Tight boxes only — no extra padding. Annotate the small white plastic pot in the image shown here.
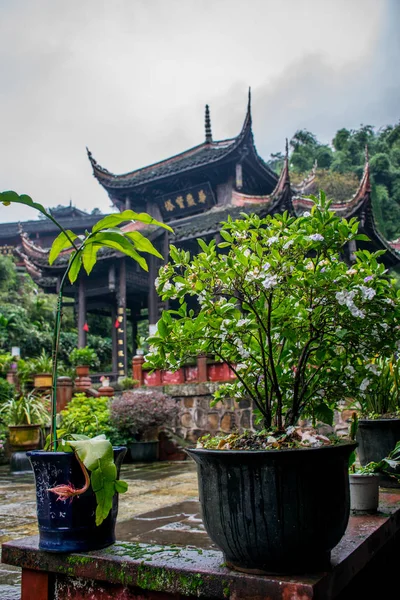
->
[349,473,380,513]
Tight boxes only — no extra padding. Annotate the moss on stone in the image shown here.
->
[136,564,204,595]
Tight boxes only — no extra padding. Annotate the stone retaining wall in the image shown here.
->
[162,382,257,442]
[158,383,352,442]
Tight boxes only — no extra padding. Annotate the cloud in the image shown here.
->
[0,0,396,223]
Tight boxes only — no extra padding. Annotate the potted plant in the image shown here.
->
[145,191,400,573]
[349,356,400,479]
[0,390,50,451]
[70,346,99,377]
[110,389,178,462]
[1,190,172,552]
[349,415,400,512]
[32,349,53,389]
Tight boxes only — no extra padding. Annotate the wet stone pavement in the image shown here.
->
[0,459,202,599]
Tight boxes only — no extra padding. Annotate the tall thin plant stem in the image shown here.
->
[50,251,82,451]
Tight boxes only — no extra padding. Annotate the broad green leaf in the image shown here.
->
[87,232,148,271]
[124,231,163,259]
[314,403,334,426]
[49,230,78,265]
[158,319,168,338]
[115,480,128,493]
[91,210,173,234]
[69,436,128,526]
[0,191,49,219]
[68,251,83,283]
[82,243,101,276]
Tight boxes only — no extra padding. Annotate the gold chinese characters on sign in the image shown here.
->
[161,183,214,216]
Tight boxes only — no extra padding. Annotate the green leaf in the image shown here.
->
[197,238,209,253]
[124,231,163,259]
[68,251,83,283]
[49,230,78,265]
[0,191,50,219]
[82,243,101,276]
[158,319,168,338]
[115,480,128,493]
[91,210,173,234]
[314,403,334,426]
[88,232,148,271]
[68,435,128,526]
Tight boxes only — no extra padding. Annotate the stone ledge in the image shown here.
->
[3,490,400,599]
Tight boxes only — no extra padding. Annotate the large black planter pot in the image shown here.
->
[129,441,159,462]
[187,443,356,574]
[356,418,400,487]
[27,446,126,553]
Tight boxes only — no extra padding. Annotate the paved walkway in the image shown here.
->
[0,459,199,599]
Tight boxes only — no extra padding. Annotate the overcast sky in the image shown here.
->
[0,0,399,223]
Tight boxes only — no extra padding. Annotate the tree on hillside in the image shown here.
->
[268,121,400,241]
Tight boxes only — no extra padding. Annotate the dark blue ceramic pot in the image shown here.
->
[27,446,126,553]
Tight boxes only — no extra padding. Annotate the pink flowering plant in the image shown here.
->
[145,192,400,433]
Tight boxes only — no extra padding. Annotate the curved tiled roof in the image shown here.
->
[87,95,278,193]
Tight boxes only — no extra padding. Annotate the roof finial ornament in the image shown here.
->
[247,86,252,126]
[205,105,212,143]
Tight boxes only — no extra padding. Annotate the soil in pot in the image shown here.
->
[27,446,126,553]
[349,473,379,513]
[187,442,356,574]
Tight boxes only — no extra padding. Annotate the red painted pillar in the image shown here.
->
[132,354,145,386]
[21,569,52,600]
[197,355,208,382]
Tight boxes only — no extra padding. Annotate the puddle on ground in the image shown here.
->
[116,499,215,550]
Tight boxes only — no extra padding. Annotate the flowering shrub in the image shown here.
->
[145,192,400,430]
[110,390,178,441]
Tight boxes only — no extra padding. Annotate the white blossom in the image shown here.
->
[261,274,278,289]
[360,378,370,391]
[308,233,324,242]
[345,365,355,376]
[267,236,278,246]
[303,211,311,217]
[283,239,294,250]
[237,319,250,327]
[366,363,381,375]
[357,285,376,301]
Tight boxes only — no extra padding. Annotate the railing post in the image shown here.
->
[197,355,208,383]
[132,354,145,387]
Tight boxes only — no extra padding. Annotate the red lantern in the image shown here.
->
[83,322,89,332]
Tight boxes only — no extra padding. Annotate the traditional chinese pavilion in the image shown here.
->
[5,92,400,377]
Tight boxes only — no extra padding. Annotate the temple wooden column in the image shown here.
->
[77,276,87,348]
[111,304,118,375]
[116,259,127,377]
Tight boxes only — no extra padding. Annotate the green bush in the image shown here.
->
[70,347,99,368]
[60,393,114,438]
[0,379,14,411]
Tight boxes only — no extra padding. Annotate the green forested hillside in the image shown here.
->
[269,123,400,240]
